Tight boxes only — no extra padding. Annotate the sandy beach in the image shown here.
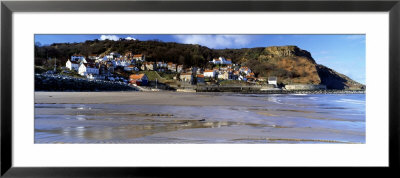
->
[35,91,249,106]
[35,92,366,144]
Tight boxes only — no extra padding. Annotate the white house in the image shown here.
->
[180,73,193,83]
[78,63,99,76]
[268,76,278,86]
[105,52,121,60]
[204,70,216,78]
[217,71,229,80]
[210,57,232,65]
[156,62,167,68]
[177,65,183,73]
[133,54,145,61]
[113,59,130,67]
[167,62,177,71]
[66,59,80,71]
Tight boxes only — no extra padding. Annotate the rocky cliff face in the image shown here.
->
[239,45,364,90]
[316,64,365,90]
[262,46,316,63]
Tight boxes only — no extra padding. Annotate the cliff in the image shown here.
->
[316,64,365,90]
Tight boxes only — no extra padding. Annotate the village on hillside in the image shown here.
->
[60,52,282,89]
[34,50,342,92]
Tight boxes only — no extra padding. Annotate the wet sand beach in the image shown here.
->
[35,91,244,106]
[35,92,366,144]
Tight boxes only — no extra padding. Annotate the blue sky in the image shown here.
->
[35,34,366,84]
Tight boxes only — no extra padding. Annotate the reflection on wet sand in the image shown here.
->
[233,137,358,144]
[34,93,366,144]
[35,112,290,143]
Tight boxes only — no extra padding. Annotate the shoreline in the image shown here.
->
[35,74,365,94]
[34,91,365,106]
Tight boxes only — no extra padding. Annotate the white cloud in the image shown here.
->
[125,36,136,41]
[99,35,120,41]
[173,35,251,49]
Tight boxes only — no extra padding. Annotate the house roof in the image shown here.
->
[204,70,214,73]
[130,74,146,80]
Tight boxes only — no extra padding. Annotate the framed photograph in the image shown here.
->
[1,0,399,177]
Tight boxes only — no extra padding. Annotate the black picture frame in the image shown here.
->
[1,0,399,177]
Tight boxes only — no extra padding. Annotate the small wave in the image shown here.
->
[290,94,308,96]
[336,99,365,105]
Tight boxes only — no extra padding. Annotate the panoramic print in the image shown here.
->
[34,34,366,144]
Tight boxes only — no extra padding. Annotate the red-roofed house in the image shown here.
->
[129,74,148,86]
[133,54,145,61]
[204,69,216,78]
[141,62,155,71]
[197,74,205,84]
[180,73,193,83]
